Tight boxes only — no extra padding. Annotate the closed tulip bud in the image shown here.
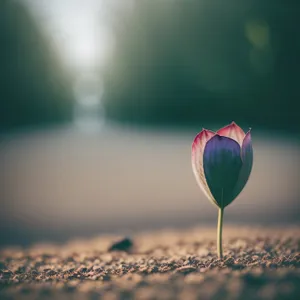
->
[191,122,253,259]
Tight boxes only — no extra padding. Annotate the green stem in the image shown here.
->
[217,207,224,259]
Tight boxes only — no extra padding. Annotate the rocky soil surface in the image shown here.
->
[0,226,299,300]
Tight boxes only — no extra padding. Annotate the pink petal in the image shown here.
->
[217,122,245,146]
[191,129,218,206]
[232,130,253,199]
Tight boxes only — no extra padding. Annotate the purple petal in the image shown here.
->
[203,135,243,208]
[232,130,253,199]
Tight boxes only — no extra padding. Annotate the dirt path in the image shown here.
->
[0,226,299,300]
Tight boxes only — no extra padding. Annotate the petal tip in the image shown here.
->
[192,128,215,153]
[245,128,252,136]
[217,122,245,145]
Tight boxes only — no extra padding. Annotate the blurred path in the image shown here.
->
[0,125,299,245]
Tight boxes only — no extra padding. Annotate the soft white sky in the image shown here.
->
[23,0,133,70]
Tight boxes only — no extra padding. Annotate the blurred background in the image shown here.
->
[0,0,299,246]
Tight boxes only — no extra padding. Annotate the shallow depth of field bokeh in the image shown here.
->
[0,0,299,246]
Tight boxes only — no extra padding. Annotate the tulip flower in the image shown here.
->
[191,122,253,259]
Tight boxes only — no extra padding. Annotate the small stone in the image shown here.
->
[223,257,234,266]
[108,238,133,252]
[175,265,197,274]
[46,269,57,276]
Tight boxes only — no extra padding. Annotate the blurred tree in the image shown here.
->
[103,0,299,133]
[0,0,73,133]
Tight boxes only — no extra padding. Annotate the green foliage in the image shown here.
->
[0,0,73,132]
[103,0,299,132]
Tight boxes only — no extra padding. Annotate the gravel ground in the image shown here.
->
[0,226,299,300]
